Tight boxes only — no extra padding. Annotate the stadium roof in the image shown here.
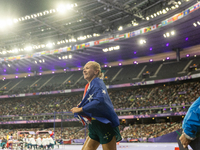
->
[0,0,200,74]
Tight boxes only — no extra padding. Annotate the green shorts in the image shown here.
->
[89,120,122,144]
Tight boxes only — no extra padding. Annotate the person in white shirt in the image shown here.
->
[47,135,55,149]
[30,135,37,149]
[27,135,31,149]
[45,135,50,149]
[23,135,27,149]
[36,135,42,149]
[41,135,47,149]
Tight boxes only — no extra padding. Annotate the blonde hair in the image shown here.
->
[87,61,104,79]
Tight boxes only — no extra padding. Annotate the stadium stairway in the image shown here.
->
[62,74,74,85]
[150,64,163,78]
[73,75,84,87]
[0,81,11,90]
[39,75,55,90]
[30,77,42,87]
[8,80,24,92]
[178,60,193,74]
[132,65,147,80]
[111,68,123,82]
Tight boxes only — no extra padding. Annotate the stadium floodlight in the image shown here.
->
[0,21,6,28]
[163,9,167,13]
[57,4,67,13]
[39,60,42,63]
[2,51,7,54]
[118,26,123,31]
[46,43,53,48]
[59,57,61,60]
[103,48,108,52]
[69,55,72,59]
[13,18,18,23]
[194,55,197,57]
[154,13,157,17]
[193,23,197,27]
[25,46,32,51]
[139,39,146,45]
[171,6,175,9]
[163,34,166,38]
[151,15,154,18]
[35,61,37,64]
[171,31,175,35]
[41,44,45,48]
[66,4,72,10]
[62,56,65,59]
[175,4,179,8]
[8,64,10,67]
[146,17,149,20]
[157,12,160,15]
[13,49,18,53]
[109,47,114,51]
[166,32,170,37]
[178,1,181,5]
[42,59,45,62]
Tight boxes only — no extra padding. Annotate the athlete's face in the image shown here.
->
[83,63,98,82]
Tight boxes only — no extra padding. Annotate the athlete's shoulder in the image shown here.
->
[91,78,105,88]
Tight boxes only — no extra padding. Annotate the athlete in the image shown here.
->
[179,97,200,149]
[71,61,121,150]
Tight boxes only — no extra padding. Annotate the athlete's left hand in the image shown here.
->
[70,107,83,113]
[179,134,191,148]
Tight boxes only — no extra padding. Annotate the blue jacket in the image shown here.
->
[74,78,119,127]
[182,97,200,138]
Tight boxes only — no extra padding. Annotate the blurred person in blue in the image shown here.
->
[71,61,121,150]
[179,97,200,150]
